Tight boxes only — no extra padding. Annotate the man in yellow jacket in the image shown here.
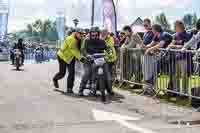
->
[101,29,117,95]
[53,30,82,94]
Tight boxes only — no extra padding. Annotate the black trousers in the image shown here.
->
[106,63,114,93]
[53,56,75,90]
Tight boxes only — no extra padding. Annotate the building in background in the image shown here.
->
[130,17,145,33]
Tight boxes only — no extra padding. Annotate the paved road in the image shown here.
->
[0,62,199,133]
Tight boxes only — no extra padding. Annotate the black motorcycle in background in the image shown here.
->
[35,49,43,63]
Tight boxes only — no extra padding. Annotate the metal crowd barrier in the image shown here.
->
[24,49,57,63]
[119,47,200,99]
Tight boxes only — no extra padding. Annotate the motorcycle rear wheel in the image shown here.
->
[98,76,106,102]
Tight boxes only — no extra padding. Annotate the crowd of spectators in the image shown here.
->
[113,18,200,95]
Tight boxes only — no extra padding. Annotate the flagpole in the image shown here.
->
[91,0,95,26]
[111,0,117,36]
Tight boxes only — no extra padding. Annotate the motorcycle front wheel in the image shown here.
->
[15,57,20,70]
[98,75,106,102]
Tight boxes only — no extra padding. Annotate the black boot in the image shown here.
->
[78,89,84,96]
[53,79,59,88]
[67,89,74,94]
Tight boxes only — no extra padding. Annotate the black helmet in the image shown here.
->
[18,38,23,42]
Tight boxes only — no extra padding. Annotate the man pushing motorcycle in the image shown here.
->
[78,27,113,101]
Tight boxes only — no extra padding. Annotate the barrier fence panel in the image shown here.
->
[24,49,57,63]
[119,48,200,99]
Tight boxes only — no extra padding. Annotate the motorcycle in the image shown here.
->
[86,53,109,102]
[14,49,22,70]
[35,49,43,63]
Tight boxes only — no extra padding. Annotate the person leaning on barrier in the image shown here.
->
[142,19,154,47]
[167,20,193,95]
[145,24,173,92]
[182,18,200,50]
[145,24,173,54]
[53,29,83,94]
[141,18,156,92]
[121,25,143,88]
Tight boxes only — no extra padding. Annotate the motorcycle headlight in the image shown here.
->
[98,68,104,75]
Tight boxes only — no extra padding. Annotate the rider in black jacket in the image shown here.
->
[78,27,111,96]
[11,39,25,65]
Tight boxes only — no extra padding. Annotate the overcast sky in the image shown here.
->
[8,0,200,32]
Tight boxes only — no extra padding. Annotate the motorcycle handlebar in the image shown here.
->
[87,53,106,58]
[84,53,106,62]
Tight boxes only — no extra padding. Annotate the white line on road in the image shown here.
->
[92,109,157,133]
[117,119,157,133]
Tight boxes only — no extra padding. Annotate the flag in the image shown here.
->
[103,0,116,33]
[56,12,65,43]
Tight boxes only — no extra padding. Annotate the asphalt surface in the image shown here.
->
[0,62,199,133]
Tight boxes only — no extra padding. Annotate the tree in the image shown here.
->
[10,19,60,43]
[27,24,33,36]
[182,14,193,30]
[192,13,198,28]
[155,13,171,31]
[41,19,52,41]
[46,22,59,41]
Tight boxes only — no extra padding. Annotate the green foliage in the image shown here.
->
[182,13,198,30]
[10,19,59,42]
[155,13,171,31]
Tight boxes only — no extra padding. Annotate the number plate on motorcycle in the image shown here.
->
[94,58,105,66]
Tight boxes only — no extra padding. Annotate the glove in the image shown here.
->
[86,56,94,63]
[80,56,86,63]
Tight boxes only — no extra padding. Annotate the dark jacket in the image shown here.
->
[84,39,107,55]
[13,43,25,51]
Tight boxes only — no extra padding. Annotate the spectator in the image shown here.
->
[121,25,142,48]
[145,24,173,54]
[145,24,173,93]
[142,18,154,47]
[142,18,157,91]
[168,20,192,94]
[121,25,143,88]
[182,18,200,50]
[110,32,120,46]
[119,31,126,46]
